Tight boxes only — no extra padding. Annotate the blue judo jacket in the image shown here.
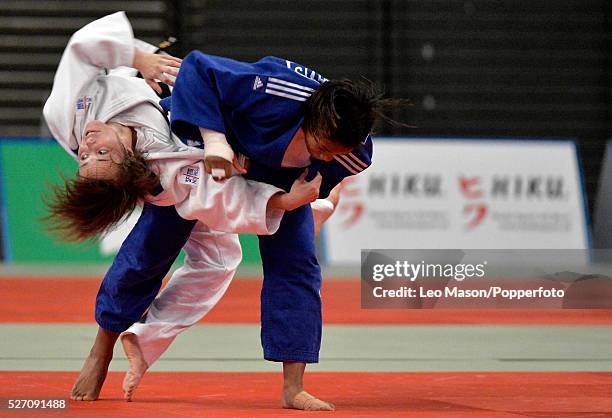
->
[161,51,373,196]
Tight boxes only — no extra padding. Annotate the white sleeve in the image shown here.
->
[42,12,136,157]
[311,198,335,217]
[172,162,286,235]
[108,38,158,78]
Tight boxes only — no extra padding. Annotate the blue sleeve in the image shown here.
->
[318,135,373,198]
[168,51,250,144]
[168,52,311,168]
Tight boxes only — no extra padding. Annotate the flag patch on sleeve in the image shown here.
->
[179,165,200,186]
[76,96,92,112]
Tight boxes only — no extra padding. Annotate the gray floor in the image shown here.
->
[1,324,610,372]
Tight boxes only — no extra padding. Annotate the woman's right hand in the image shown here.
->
[283,170,322,211]
[132,48,182,94]
[267,170,322,212]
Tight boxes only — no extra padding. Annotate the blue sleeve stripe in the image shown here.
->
[268,77,315,92]
[264,76,316,102]
[336,154,364,173]
[267,82,312,98]
[347,152,369,168]
[334,155,361,175]
[265,88,308,102]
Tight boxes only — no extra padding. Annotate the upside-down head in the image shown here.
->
[44,143,159,242]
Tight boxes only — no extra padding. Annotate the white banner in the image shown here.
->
[324,139,589,264]
[593,141,612,251]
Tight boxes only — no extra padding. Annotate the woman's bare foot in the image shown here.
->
[281,361,335,411]
[70,327,119,401]
[70,354,111,401]
[282,390,336,411]
[121,333,149,401]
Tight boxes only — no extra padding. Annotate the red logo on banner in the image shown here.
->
[337,177,365,229]
[459,176,484,199]
[459,175,489,229]
[463,204,488,229]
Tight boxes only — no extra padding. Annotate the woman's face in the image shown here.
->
[78,121,133,179]
[304,131,353,162]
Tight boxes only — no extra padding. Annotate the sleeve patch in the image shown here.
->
[179,164,200,186]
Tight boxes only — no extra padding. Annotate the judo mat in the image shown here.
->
[1,275,611,417]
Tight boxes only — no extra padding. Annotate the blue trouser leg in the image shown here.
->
[258,204,322,363]
[95,203,196,333]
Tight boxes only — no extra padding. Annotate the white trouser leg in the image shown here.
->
[123,222,241,367]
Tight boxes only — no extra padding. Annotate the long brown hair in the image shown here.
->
[43,148,159,242]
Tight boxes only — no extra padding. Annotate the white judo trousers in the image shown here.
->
[123,222,241,367]
[121,199,337,368]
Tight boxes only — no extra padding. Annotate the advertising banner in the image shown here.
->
[593,141,612,252]
[324,139,589,264]
[0,141,104,262]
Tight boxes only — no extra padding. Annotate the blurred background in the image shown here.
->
[0,0,610,265]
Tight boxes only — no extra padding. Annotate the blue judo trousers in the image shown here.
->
[95,51,373,363]
[247,161,326,363]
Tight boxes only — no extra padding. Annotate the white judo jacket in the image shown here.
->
[43,12,284,235]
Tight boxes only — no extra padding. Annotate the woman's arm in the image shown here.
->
[44,12,181,158]
[268,170,322,212]
[43,12,137,157]
[160,158,321,235]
